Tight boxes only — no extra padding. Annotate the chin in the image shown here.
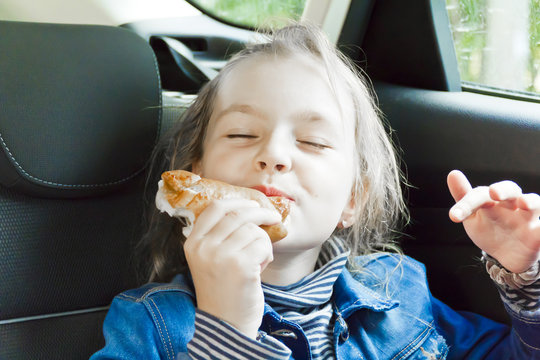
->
[271,231,328,252]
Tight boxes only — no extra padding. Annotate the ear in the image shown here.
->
[337,193,357,229]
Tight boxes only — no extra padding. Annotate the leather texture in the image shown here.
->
[0,310,108,360]
[0,21,164,359]
[0,21,161,198]
[0,186,143,319]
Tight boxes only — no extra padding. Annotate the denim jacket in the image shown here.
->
[91,254,540,359]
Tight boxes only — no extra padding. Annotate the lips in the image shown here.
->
[251,185,294,201]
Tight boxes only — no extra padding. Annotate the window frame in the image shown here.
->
[183,0,351,44]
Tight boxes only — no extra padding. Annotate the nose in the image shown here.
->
[255,136,291,173]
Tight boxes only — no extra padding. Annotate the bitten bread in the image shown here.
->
[155,170,290,242]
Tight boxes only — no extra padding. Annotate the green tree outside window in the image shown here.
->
[190,0,306,28]
[447,0,540,95]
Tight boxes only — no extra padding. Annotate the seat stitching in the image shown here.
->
[0,132,144,188]
[0,39,162,189]
[150,46,163,145]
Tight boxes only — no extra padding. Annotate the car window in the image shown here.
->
[0,0,200,25]
[446,0,540,98]
[187,0,307,29]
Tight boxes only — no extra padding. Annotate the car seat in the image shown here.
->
[0,20,169,359]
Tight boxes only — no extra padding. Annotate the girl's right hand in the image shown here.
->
[183,199,281,339]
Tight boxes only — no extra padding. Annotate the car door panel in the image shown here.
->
[374,80,540,324]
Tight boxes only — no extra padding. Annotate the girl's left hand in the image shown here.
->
[447,170,540,273]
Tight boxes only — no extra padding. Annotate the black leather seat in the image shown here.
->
[0,21,161,359]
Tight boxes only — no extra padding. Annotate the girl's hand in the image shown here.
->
[184,199,281,339]
[447,170,540,273]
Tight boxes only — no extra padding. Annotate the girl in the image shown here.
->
[92,23,540,359]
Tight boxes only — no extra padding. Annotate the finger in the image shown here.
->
[489,180,522,201]
[214,216,276,252]
[201,207,280,248]
[185,199,260,257]
[215,226,273,275]
[449,186,494,222]
[516,193,540,215]
[447,170,473,203]
[187,199,261,242]
[240,232,274,272]
[188,200,281,260]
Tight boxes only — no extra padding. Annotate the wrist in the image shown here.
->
[482,251,540,290]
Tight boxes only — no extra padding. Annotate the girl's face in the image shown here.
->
[194,54,356,252]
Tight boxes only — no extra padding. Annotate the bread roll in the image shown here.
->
[155,170,290,242]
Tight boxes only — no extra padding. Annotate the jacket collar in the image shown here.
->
[332,269,399,319]
[172,261,399,320]
[261,268,399,321]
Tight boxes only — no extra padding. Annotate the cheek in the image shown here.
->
[300,158,355,215]
[304,153,355,194]
[292,183,349,242]
[199,147,252,182]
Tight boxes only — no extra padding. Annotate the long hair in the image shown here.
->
[136,23,408,283]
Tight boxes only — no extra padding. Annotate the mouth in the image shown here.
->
[251,185,295,201]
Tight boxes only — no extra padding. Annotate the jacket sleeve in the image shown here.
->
[431,285,540,359]
[90,294,172,360]
[482,254,540,358]
[90,291,290,360]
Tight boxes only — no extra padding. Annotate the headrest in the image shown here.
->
[0,21,161,198]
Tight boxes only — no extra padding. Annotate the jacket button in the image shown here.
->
[340,328,349,342]
[337,315,349,342]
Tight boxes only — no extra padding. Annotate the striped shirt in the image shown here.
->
[262,237,348,359]
[187,237,349,359]
[188,312,291,360]
[483,252,540,313]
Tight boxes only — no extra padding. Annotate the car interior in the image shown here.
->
[0,0,539,358]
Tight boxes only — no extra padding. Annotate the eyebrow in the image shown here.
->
[215,104,333,126]
[215,104,265,122]
[295,109,329,124]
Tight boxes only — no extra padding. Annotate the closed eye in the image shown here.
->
[227,134,258,139]
[298,140,331,149]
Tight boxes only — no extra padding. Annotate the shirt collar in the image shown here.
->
[261,236,349,309]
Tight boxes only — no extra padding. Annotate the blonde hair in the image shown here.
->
[137,23,408,283]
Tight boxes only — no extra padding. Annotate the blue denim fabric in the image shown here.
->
[91,254,540,359]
